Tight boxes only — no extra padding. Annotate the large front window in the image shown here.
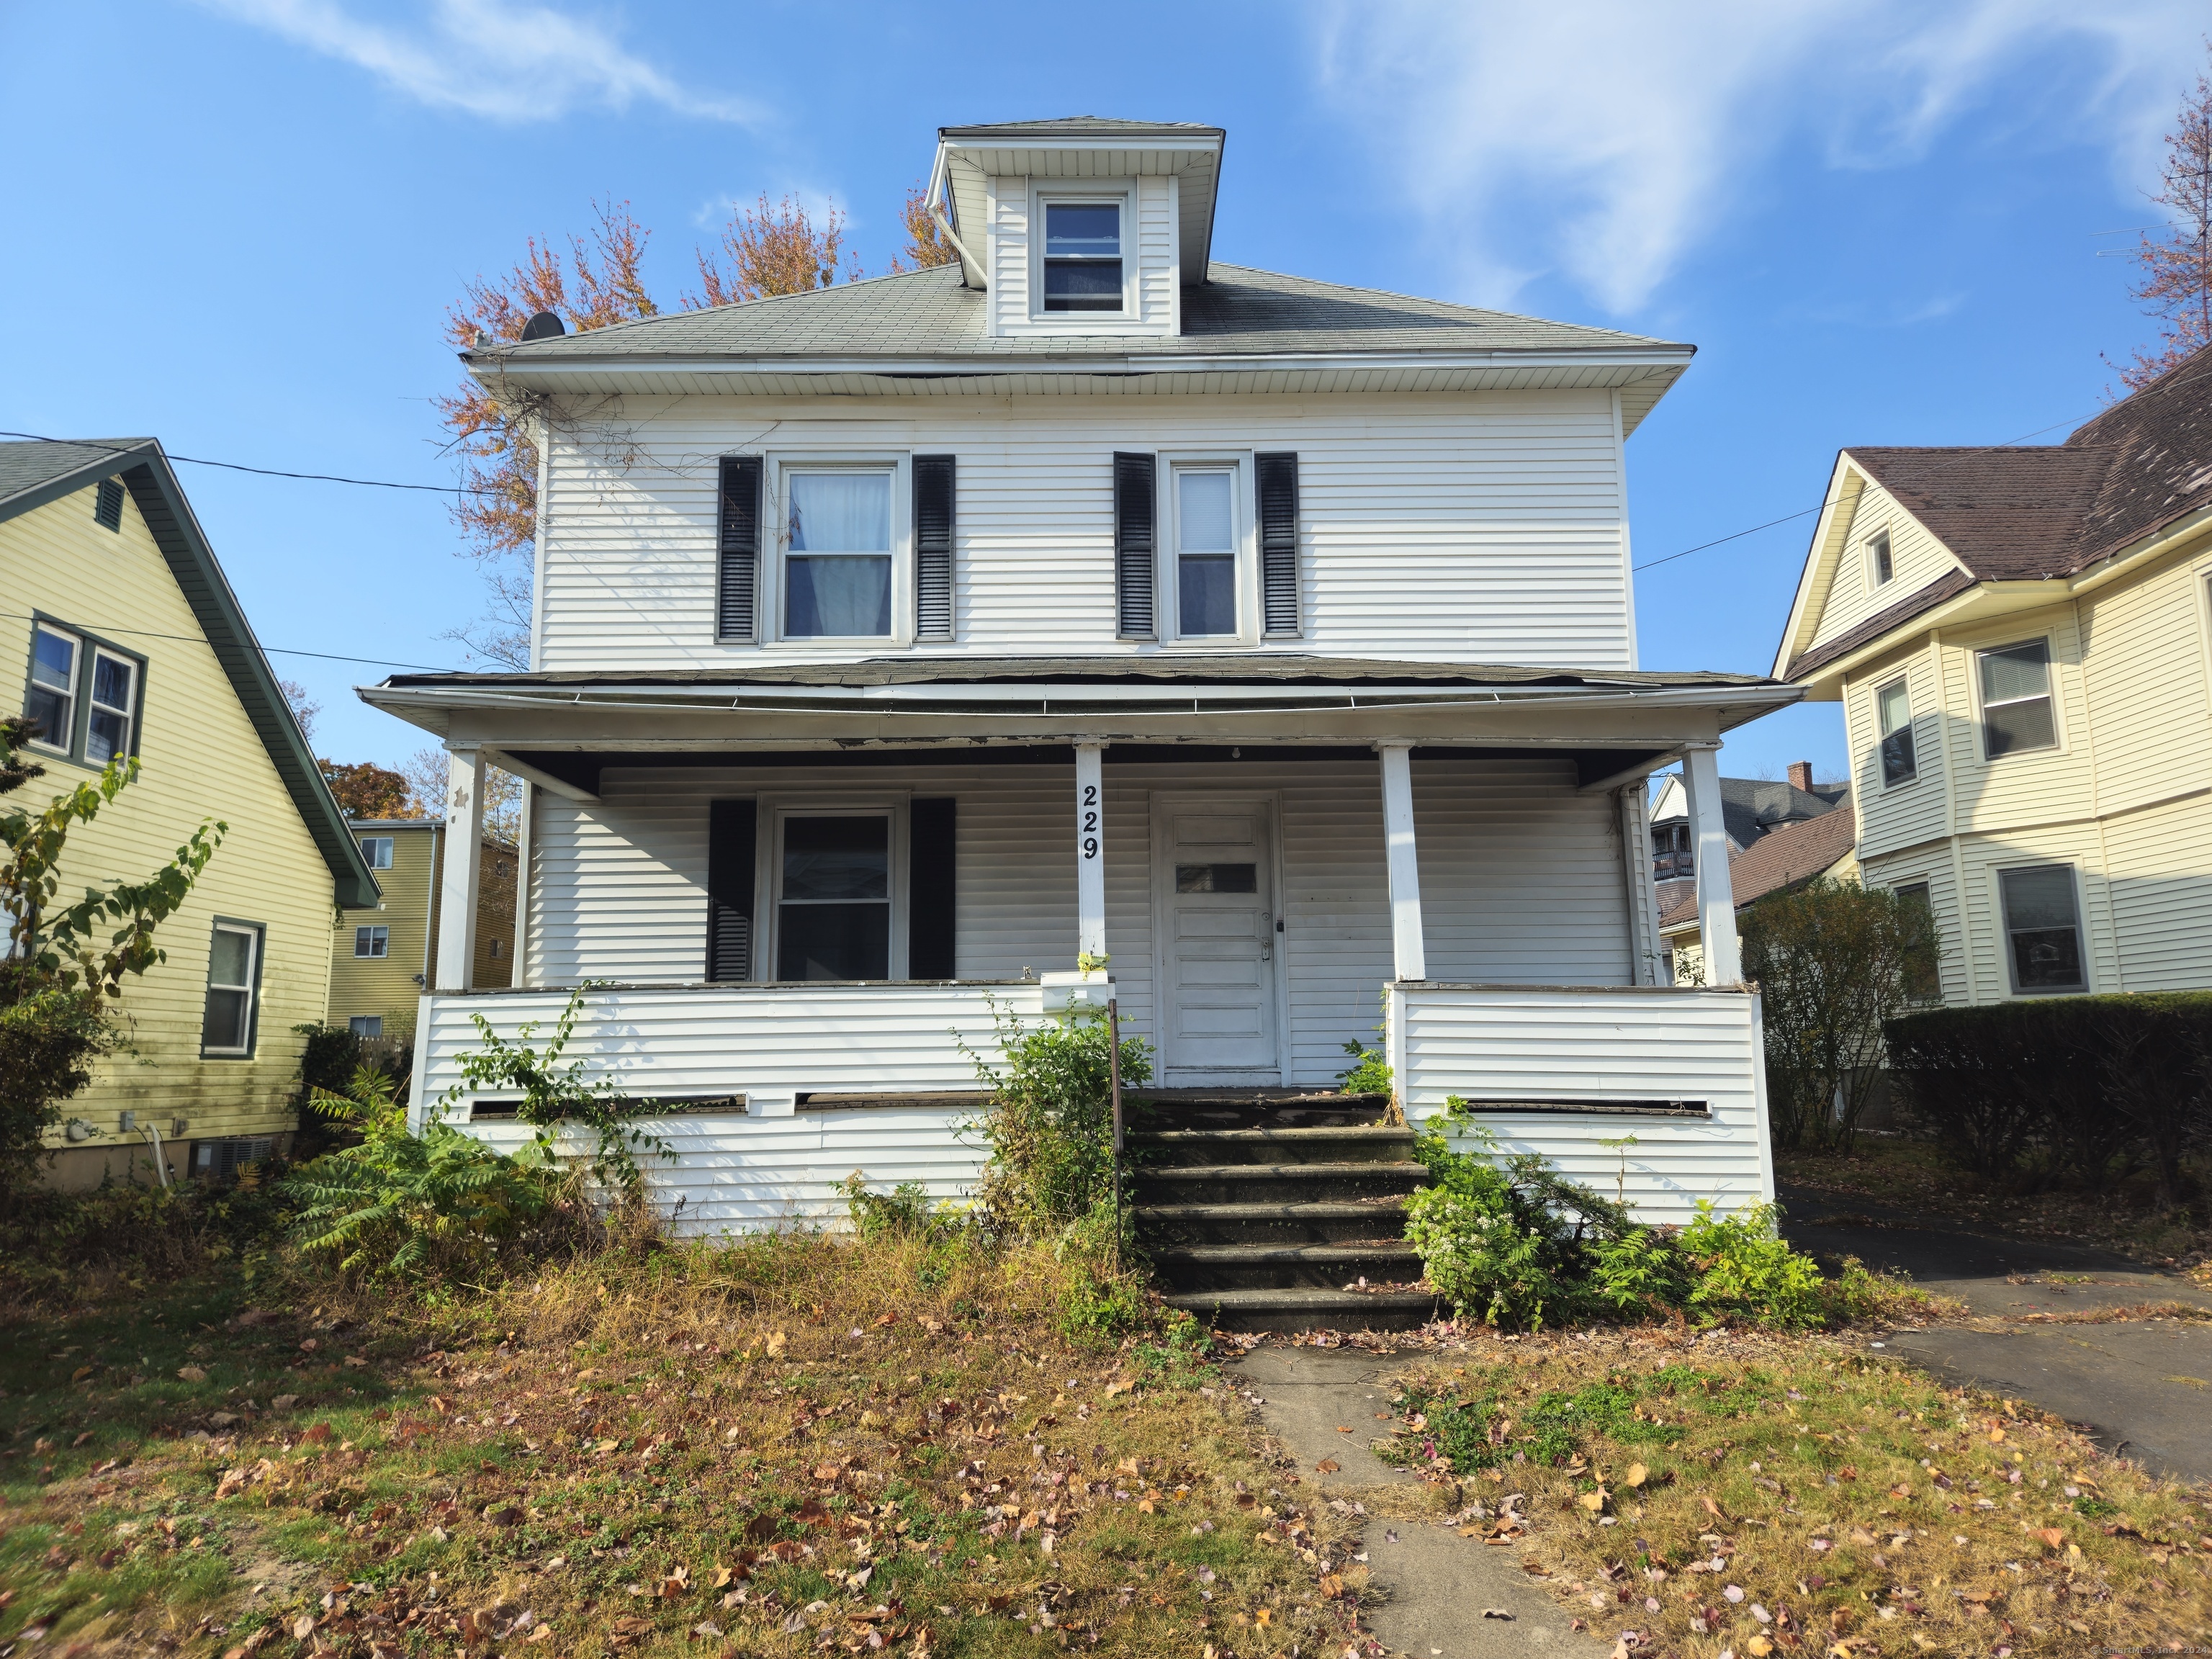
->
[778,814,891,980]
[786,471,892,638]
[1175,469,1238,638]
[1043,202,1123,313]
[1999,864,2084,993]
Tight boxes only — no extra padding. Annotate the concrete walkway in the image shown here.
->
[1224,1345,1604,1658]
[1781,1183,2212,1485]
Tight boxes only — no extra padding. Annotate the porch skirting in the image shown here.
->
[415,980,1773,1236]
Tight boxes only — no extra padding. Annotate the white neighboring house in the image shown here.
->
[367,117,1797,1239]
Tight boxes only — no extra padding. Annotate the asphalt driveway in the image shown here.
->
[1780,1183,2212,1485]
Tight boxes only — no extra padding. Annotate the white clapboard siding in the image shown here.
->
[1843,642,1948,861]
[1808,473,1966,651]
[534,391,1631,670]
[1393,984,1772,1224]
[525,756,1640,1087]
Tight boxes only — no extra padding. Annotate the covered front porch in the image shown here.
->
[374,658,1788,1231]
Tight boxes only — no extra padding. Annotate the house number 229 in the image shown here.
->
[1079,783,1099,860]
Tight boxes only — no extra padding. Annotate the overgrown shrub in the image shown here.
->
[1887,993,2212,1204]
[962,999,1151,1238]
[1404,1099,1868,1331]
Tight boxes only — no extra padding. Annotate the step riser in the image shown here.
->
[1138,1214,1408,1246]
[1135,1175,1424,1207]
[1161,1295,1439,1334]
[1152,1258,1424,1292]
[1130,1141,1418,1168]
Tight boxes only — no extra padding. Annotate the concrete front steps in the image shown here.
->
[1127,1100,1437,1332]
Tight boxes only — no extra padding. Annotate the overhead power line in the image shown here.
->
[0,430,490,496]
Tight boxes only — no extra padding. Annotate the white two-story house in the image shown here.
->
[369,118,1794,1246]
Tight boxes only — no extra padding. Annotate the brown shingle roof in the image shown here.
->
[1786,346,2212,680]
[1658,803,1856,931]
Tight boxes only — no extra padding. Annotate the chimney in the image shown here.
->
[1788,760,1814,793]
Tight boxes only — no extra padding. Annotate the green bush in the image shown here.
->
[1403,1100,1856,1331]
[1886,992,2212,1203]
[962,999,1151,1238]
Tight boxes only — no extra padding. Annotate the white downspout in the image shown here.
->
[926,153,985,284]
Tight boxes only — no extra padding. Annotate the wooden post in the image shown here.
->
[1074,742,1106,966]
[1681,744,1742,985]
[434,745,486,992]
[1378,742,1426,982]
[1108,994,1123,1273]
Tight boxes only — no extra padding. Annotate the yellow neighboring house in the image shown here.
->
[328,822,516,1043]
[1773,349,2212,1004]
[1,439,379,1186]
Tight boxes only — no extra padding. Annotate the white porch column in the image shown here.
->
[1617,783,1663,984]
[1680,744,1742,985]
[433,745,486,992]
[1074,742,1106,964]
[509,779,534,988]
[1378,742,1426,981]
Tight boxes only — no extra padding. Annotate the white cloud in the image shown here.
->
[1313,0,2204,315]
[200,0,765,125]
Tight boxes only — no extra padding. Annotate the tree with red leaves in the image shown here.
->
[2116,54,2212,390]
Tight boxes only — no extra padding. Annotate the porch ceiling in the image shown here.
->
[495,742,1676,798]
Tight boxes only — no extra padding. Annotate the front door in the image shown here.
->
[1154,796,1280,1082]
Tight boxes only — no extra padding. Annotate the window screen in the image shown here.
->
[1979,640,2056,758]
[1999,865,2084,992]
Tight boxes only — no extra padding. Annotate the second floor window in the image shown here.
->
[1876,678,1916,786]
[1043,202,1122,313]
[1175,468,1239,638]
[1651,821,1693,879]
[786,470,892,638]
[354,925,390,959]
[24,624,78,752]
[1979,639,2056,759]
[21,620,144,768]
[86,651,136,765]
[359,836,394,869]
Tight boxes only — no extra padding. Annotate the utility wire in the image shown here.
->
[0,430,491,496]
[0,612,461,674]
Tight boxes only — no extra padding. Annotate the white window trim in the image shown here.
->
[1874,675,1917,789]
[86,646,137,763]
[354,924,390,959]
[761,452,912,649]
[1026,185,1140,328]
[1866,529,1894,589]
[25,621,81,755]
[1995,861,2090,997]
[755,793,912,982]
[202,920,262,1058]
[1160,451,1258,649]
[359,836,395,870]
[1970,633,2064,763]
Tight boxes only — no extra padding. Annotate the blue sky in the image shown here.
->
[2,0,2203,780]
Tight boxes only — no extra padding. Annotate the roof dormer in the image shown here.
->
[927,117,1225,340]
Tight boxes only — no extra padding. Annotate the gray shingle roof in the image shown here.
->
[467,262,1681,366]
[0,438,154,511]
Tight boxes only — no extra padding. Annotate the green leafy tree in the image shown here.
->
[1739,877,1938,1154]
[0,715,223,1200]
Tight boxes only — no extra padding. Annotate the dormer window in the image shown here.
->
[1043,201,1123,313]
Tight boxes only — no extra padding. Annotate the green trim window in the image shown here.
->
[201,919,266,1058]
[20,616,146,769]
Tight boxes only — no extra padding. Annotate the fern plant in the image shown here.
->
[285,1065,557,1284]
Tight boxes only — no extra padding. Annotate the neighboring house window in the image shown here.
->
[1868,531,1893,587]
[24,623,78,752]
[86,651,136,765]
[1978,639,2057,758]
[777,814,891,980]
[354,925,390,959]
[1998,865,2085,994]
[20,621,144,766]
[349,1015,382,1038]
[94,477,125,531]
[489,938,503,959]
[785,469,893,638]
[1041,201,1122,313]
[201,920,264,1057]
[1651,822,1693,880]
[1174,467,1240,639]
[1876,678,1916,786]
[359,836,394,869]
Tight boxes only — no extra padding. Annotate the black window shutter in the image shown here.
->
[1256,451,1300,636]
[1112,451,1156,639]
[914,454,956,640]
[706,799,757,981]
[717,455,763,642]
[909,798,957,979]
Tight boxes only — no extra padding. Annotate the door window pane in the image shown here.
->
[1043,202,1123,313]
[2000,865,2084,992]
[1979,640,2056,757]
[786,472,892,637]
[1176,863,1258,894]
[202,923,261,1054]
[778,816,890,980]
[86,651,135,765]
[1876,678,1916,786]
[25,626,76,749]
